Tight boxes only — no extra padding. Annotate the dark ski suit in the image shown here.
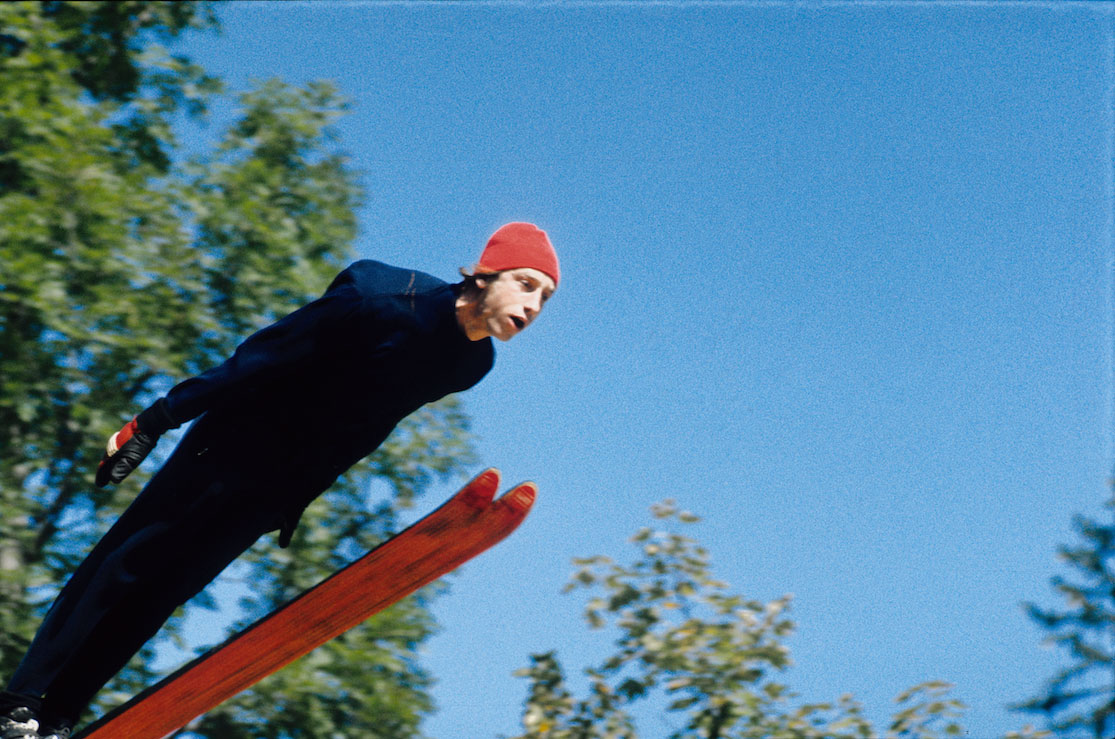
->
[5,260,495,725]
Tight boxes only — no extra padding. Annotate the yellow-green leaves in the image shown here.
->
[511,504,1048,739]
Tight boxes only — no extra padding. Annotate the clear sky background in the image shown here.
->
[172,3,1112,738]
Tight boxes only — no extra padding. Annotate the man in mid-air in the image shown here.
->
[0,222,560,739]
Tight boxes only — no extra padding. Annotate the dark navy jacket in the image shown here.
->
[155,260,494,511]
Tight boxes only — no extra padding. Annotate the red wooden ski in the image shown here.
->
[73,468,535,739]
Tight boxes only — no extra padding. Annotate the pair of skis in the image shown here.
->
[74,469,535,739]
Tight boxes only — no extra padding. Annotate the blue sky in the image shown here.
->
[173,3,1112,737]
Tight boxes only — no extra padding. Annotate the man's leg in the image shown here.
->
[5,432,281,730]
[39,489,274,727]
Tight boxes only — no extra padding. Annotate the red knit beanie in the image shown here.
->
[476,222,560,286]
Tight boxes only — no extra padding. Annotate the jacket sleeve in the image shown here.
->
[157,278,364,427]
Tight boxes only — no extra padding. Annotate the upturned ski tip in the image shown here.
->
[460,468,501,508]
[498,481,537,512]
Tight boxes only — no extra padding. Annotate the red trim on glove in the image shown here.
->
[108,417,140,456]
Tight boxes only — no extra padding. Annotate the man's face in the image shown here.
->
[468,268,556,341]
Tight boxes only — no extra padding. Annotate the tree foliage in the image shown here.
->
[510,501,1049,739]
[1014,489,1114,738]
[0,3,475,736]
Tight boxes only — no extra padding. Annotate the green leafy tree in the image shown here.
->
[1,0,222,676]
[1014,490,1114,738]
[1,3,474,736]
[510,501,1048,739]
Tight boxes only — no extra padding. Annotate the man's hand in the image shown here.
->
[95,417,158,487]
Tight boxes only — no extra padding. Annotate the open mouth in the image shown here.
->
[510,316,525,331]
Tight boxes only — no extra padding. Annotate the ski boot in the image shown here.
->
[0,706,41,739]
[32,712,71,739]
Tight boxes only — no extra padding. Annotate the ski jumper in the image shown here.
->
[6,260,495,726]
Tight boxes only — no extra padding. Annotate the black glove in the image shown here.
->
[94,400,175,487]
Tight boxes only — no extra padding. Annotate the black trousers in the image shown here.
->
[6,425,285,726]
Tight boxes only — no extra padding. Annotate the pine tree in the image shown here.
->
[1015,488,1114,738]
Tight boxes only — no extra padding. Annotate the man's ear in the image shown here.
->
[473,275,493,291]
